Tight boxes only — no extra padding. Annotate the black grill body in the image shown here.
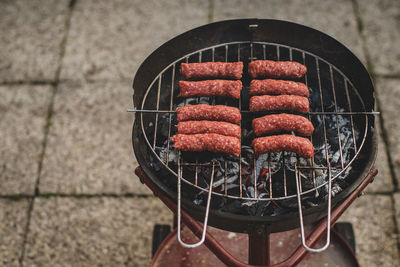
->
[132,19,377,233]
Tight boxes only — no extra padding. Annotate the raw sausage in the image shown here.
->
[179,80,242,99]
[248,60,307,79]
[180,62,243,79]
[253,135,314,158]
[176,104,241,124]
[172,133,241,157]
[252,114,314,136]
[177,121,241,138]
[249,95,309,113]
[250,79,309,97]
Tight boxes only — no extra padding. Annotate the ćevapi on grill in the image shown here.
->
[130,19,379,266]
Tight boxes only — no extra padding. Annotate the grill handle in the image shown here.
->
[295,164,332,252]
[177,157,215,248]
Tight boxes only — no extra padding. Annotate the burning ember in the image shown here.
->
[147,86,365,216]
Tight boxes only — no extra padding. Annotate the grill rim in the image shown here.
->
[132,19,377,233]
[139,40,370,201]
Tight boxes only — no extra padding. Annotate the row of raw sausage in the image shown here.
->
[175,63,243,156]
[180,60,307,80]
[179,61,309,99]
[248,60,314,158]
[174,104,241,156]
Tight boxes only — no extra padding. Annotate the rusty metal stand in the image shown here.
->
[248,226,270,265]
[135,166,378,267]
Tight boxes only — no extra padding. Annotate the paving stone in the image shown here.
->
[339,195,400,267]
[60,0,209,81]
[366,115,394,193]
[0,199,30,266]
[375,78,400,189]
[393,193,400,240]
[0,0,69,82]
[0,85,52,195]
[39,81,151,194]
[213,0,365,63]
[23,197,172,266]
[356,0,400,75]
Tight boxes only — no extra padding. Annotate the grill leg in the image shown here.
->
[248,226,270,265]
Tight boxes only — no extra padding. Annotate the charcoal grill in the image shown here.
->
[131,19,378,266]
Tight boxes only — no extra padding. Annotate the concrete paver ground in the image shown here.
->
[60,0,209,81]
[0,85,52,195]
[365,116,394,193]
[340,195,400,267]
[394,193,400,240]
[1,0,399,266]
[0,199,30,266]
[356,0,400,75]
[23,197,171,266]
[39,81,150,195]
[213,0,366,63]
[0,0,70,82]
[375,78,400,189]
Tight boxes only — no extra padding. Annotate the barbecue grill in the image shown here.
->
[131,19,378,266]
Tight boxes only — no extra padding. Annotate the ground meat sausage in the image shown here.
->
[252,114,314,136]
[179,80,242,99]
[253,134,314,158]
[177,121,241,138]
[172,133,241,157]
[176,104,241,124]
[248,60,307,79]
[180,62,243,79]
[250,79,309,97]
[249,95,309,113]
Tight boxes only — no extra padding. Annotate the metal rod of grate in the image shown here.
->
[138,41,370,202]
[128,109,378,115]
[177,156,215,248]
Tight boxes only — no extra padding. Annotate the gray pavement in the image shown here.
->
[339,195,400,266]
[214,0,366,63]
[0,85,52,195]
[60,0,210,82]
[39,81,150,195]
[0,0,70,82]
[0,0,399,266]
[23,197,171,266]
[0,199,30,266]
[356,0,400,75]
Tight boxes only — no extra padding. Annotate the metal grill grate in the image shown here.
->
[137,41,371,202]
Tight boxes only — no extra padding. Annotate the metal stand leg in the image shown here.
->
[135,166,378,267]
[248,226,270,265]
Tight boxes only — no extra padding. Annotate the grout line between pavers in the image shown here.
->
[0,193,155,199]
[0,80,57,86]
[34,0,78,199]
[375,73,400,79]
[351,0,398,191]
[60,77,133,84]
[351,0,400,257]
[365,191,399,196]
[207,0,214,23]
[18,0,78,265]
[17,197,34,266]
[1,77,135,87]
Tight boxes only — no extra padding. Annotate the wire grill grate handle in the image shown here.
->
[177,156,215,248]
[295,163,332,252]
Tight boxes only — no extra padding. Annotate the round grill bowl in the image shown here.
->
[132,19,377,233]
